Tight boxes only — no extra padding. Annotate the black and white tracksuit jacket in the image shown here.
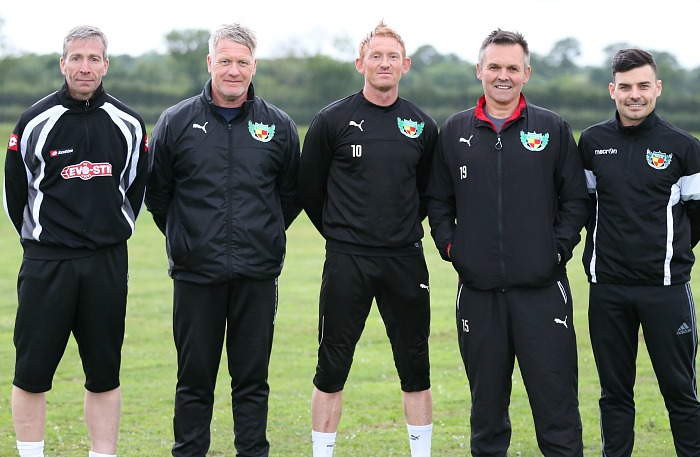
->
[299,91,438,255]
[3,82,148,259]
[578,110,700,286]
[427,95,590,290]
[145,81,301,284]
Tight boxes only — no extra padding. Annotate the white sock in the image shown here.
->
[16,440,44,457]
[88,452,116,457]
[312,430,336,457]
[407,423,433,457]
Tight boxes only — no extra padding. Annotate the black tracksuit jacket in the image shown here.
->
[3,82,148,259]
[427,95,590,290]
[145,81,301,284]
[579,110,700,286]
[299,91,438,254]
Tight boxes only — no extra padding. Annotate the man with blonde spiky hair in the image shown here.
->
[300,20,437,457]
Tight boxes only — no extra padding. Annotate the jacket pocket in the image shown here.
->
[166,218,193,266]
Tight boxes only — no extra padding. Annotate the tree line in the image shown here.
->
[1,30,699,132]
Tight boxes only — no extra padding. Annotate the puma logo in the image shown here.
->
[349,120,364,131]
[554,316,568,328]
[193,122,208,133]
[459,134,473,146]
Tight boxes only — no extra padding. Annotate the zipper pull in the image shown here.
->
[495,136,502,150]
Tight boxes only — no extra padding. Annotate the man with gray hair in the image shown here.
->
[4,25,148,457]
[146,23,301,457]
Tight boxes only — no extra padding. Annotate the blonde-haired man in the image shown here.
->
[300,20,437,457]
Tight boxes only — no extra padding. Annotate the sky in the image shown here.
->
[1,0,699,69]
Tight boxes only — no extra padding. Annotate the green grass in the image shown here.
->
[0,122,691,456]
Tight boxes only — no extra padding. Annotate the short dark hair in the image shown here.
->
[478,29,529,66]
[612,48,658,79]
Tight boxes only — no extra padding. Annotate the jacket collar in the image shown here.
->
[475,93,527,131]
[202,79,256,114]
[57,81,107,111]
[615,109,658,135]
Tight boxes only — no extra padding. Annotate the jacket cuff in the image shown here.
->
[557,243,572,265]
[442,242,452,261]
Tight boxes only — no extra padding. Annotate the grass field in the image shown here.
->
[0,122,692,456]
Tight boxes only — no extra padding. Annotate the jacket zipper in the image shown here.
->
[496,134,505,288]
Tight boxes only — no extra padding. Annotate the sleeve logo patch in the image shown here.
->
[520,131,549,151]
[397,118,424,138]
[248,121,275,142]
[61,161,113,180]
[8,133,18,151]
[646,150,672,169]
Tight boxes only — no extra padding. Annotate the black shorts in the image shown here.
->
[13,243,128,393]
[313,251,431,393]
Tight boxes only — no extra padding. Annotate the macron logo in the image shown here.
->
[595,148,618,155]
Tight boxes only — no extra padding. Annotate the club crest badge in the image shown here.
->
[520,131,549,151]
[397,118,424,138]
[646,149,672,169]
[248,121,275,142]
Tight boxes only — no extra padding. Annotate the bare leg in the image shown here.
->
[312,388,343,457]
[403,389,432,425]
[311,388,343,432]
[84,387,121,454]
[404,389,433,456]
[12,386,46,442]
